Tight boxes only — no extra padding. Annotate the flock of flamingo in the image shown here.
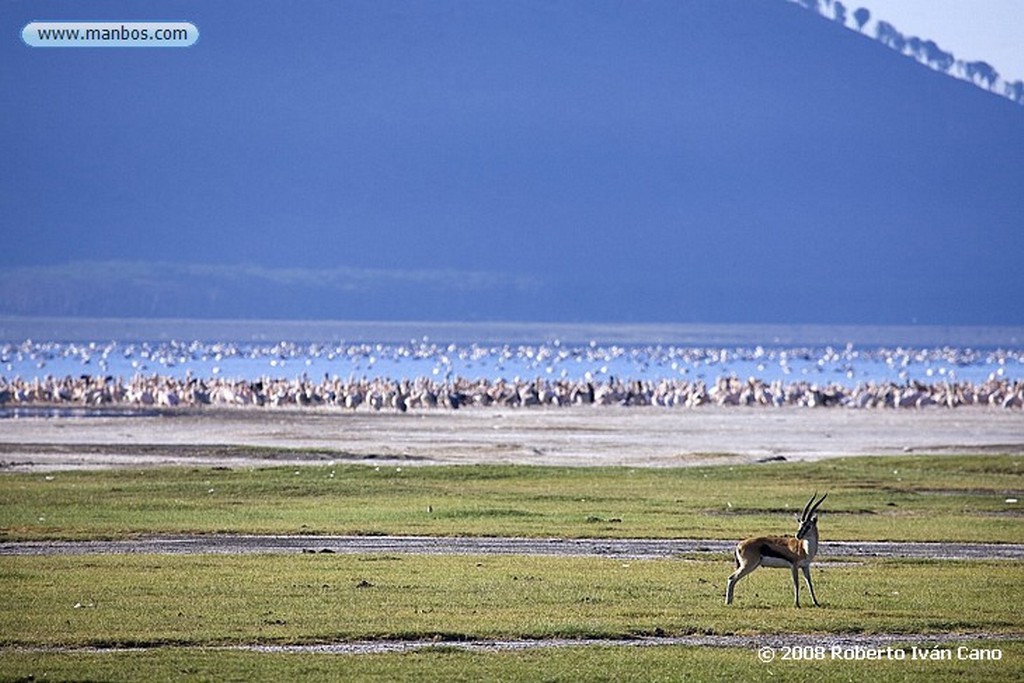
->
[2,338,1022,411]
[1,372,1022,411]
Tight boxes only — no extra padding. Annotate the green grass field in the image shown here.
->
[1,454,1021,542]
[1,453,1022,681]
[1,554,1021,648]
[1,552,1022,681]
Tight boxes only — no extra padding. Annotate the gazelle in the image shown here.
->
[725,492,828,607]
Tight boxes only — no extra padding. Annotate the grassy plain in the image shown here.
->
[1,552,1022,681]
[1,454,1021,542]
[1,453,1022,681]
[1,553,1021,648]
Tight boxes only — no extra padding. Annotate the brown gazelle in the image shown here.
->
[725,492,828,607]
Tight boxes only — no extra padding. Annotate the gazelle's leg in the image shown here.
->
[801,565,820,607]
[791,565,801,607]
[725,558,759,605]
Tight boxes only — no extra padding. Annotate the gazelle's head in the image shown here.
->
[795,492,828,539]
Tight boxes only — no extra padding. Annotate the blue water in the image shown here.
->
[2,320,1022,388]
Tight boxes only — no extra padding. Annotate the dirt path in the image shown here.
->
[11,631,1019,657]
[235,630,1024,654]
[3,535,1022,561]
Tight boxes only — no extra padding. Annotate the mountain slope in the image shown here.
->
[3,0,1022,324]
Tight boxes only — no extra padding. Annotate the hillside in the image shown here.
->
[3,1,1022,324]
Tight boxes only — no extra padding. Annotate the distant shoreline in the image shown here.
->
[2,316,1023,346]
[2,406,1021,471]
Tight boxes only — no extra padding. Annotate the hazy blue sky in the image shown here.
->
[861,0,1024,82]
[4,1,1022,325]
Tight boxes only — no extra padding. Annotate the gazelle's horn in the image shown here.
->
[800,492,818,520]
[808,492,828,517]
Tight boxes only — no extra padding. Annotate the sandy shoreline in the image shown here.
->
[1,406,1021,471]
